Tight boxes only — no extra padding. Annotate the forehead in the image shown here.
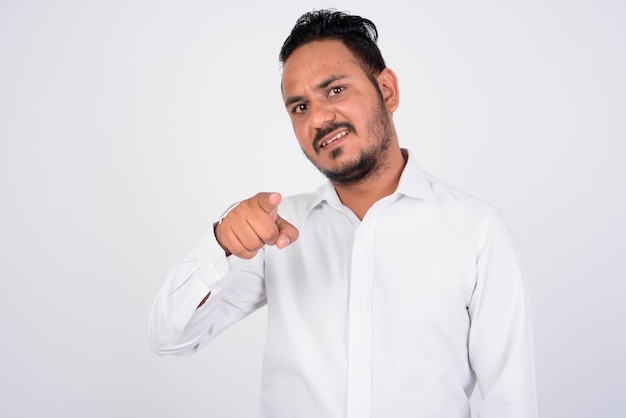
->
[281,39,364,94]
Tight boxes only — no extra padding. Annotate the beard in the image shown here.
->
[303,94,393,187]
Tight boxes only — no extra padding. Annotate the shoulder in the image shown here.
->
[426,172,499,215]
[420,171,512,238]
[400,151,501,221]
[421,172,519,256]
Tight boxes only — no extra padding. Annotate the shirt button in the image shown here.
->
[356,300,365,310]
[355,370,365,379]
[360,235,368,244]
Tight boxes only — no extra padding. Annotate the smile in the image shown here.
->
[320,130,349,148]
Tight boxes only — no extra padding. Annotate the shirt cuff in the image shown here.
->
[194,225,230,290]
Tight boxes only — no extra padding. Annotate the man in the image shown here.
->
[149,10,537,418]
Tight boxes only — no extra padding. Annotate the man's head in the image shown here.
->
[279,10,386,80]
[279,10,401,187]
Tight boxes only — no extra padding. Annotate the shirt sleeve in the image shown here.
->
[148,226,267,356]
[468,210,538,418]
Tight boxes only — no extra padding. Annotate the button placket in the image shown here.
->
[346,224,375,418]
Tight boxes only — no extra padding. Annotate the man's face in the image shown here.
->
[281,39,395,186]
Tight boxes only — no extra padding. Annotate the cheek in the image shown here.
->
[296,136,308,151]
[336,99,367,123]
[291,121,312,149]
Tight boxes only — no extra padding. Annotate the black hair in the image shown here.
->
[279,9,386,76]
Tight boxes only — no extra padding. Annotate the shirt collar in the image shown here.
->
[396,149,435,200]
[313,148,435,208]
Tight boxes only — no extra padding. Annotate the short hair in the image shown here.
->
[279,9,386,76]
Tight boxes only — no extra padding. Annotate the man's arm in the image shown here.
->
[148,192,299,355]
[195,192,300,308]
[468,210,538,417]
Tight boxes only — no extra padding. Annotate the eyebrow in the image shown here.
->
[284,74,349,108]
[317,74,348,90]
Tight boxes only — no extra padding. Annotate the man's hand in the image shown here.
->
[214,192,299,259]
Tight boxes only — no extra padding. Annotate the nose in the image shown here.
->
[309,102,336,129]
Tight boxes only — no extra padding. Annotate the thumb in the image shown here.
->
[274,214,299,249]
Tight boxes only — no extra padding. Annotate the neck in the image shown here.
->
[333,147,407,220]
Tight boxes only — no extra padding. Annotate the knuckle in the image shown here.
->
[259,225,279,243]
[241,239,262,253]
[227,240,244,255]
[232,240,259,259]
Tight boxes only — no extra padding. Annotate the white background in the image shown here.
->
[1,0,624,417]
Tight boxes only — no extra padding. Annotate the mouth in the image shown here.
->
[320,129,350,149]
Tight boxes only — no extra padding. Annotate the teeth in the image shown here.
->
[321,130,349,148]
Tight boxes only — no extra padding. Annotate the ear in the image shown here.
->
[376,68,400,113]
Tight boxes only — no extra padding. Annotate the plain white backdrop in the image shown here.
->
[1,0,624,417]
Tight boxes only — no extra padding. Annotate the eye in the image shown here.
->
[328,86,344,97]
[292,103,309,114]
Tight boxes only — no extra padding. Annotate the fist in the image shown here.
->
[214,192,299,259]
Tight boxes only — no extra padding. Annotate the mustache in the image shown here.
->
[313,122,356,152]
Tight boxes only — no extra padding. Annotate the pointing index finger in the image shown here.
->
[257,192,282,214]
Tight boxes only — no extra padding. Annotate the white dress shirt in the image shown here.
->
[149,150,537,418]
